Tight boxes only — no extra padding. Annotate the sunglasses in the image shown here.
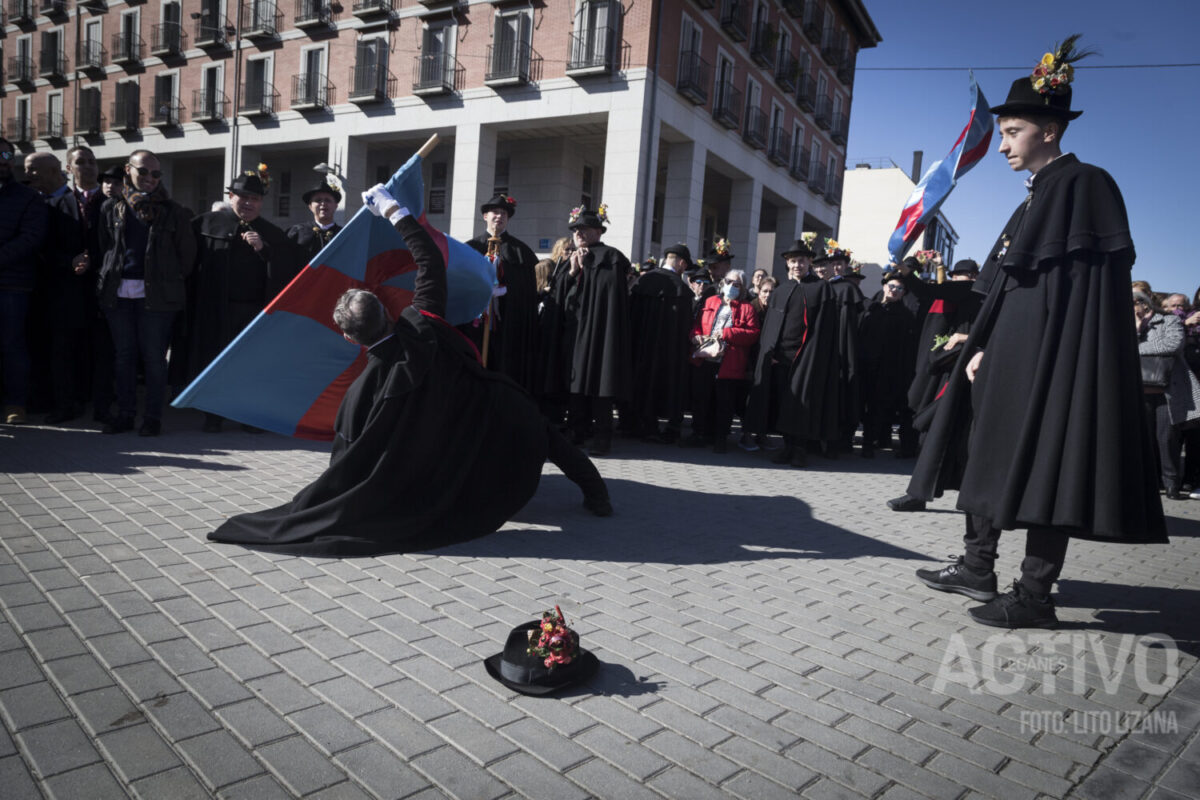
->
[129,165,163,178]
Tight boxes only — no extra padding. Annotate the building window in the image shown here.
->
[488,7,532,83]
[493,157,510,195]
[568,0,619,73]
[416,21,455,92]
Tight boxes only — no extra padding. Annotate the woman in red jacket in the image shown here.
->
[682,269,761,453]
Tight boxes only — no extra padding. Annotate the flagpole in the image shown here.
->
[417,133,440,160]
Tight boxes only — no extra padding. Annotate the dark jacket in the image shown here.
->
[0,180,49,292]
[97,195,197,312]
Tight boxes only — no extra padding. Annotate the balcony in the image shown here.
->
[824,170,842,205]
[814,93,831,129]
[38,49,67,79]
[484,40,531,87]
[830,111,848,144]
[795,72,815,111]
[37,111,65,141]
[7,117,34,144]
[239,81,278,117]
[74,102,104,135]
[801,2,822,44]
[295,0,336,28]
[676,49,709,106]
[719,0,748,42]
[151,22,185,57]
[7,55,34,86]
[112,31,144,65]
[241,2,281,38]
[192,88,228,121]
[348,63,394,104]
[774,51,797,92]
[789,143,810,182]
[711,81,741,130]
[781,0,805,17]
[413,53,453,96]
[81,40,106,70]
[111,96,142,132]
[837,45,855,84]
[81,0,105,10]
[38,0,65,16]
[566,26,616,76]
[748,22,776,69]
[351,0,392,19]
[742,106,767,149]
[194,15,231,47]
[8,0,32,24]
[292,73,333,110]
[767,126,791,166]
[149,96,183,127]
[820,29,840,65]
[807,162,826,194]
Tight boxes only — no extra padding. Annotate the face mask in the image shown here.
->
[723,284,740,301]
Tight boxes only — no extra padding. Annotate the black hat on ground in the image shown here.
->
[228,166,269,197]
[989,35,1091,121]
[568,205,607,232]
[481,193,517,217]
[780,238,816,259]
[302,173,343,204]
[949,258,980,276]
[663,242,693,267]
[483,619,599,696]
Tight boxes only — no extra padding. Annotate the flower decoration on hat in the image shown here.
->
[251,162,270,193]
[526,606,579,670]
[713,238,731,257]
[324,173,343,195]
[503,194,516,210]
[597,203,609,224]
[568,206,583,224]
[1030,34,1096,96]
[800,231,819,249]
[643,255,658,268]
[823,237,851,260]
[695,258,707,269]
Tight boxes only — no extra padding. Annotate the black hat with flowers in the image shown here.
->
[481,193,517,218]
[707,238,734,263]
[780,234,818,259]
[302,172,343,204]
[812,237,852,264]
[990,34,1093,121]
[568,204,608,232]
[484,607,599,696]
[228,163,270,197]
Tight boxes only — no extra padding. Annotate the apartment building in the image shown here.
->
[1,0,879,270]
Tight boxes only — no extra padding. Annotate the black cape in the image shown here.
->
[627,268,692,422]
[209,216,549,556]
[287,221,342,266]
[858,297,917,415]
[900,273,983,415]
[565,242,633,400]
[464,230,540,394]
[826,277,864,439]
[912,155,1165,543]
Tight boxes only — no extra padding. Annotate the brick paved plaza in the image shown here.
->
[1,412,1198,799]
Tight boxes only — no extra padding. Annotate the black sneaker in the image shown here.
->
[916,556,998,602]
[102,416,135,434]
[887,494,927,512]
[968,581,1058,629]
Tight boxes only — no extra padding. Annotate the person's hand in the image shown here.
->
[895,259,912,276]
[569,246,587,276]
[943,332,969,351]
[966,350,984,383]
[361,184,397,218]
[71,252,89,274]
[1186,310,1200,327]
[242,230,263,252]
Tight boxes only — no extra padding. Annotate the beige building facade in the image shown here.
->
[3,0,878,272]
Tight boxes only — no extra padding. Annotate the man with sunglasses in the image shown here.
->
[0,137,49,425]
[96,149,197,436]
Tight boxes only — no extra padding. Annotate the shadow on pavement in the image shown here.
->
[1055,580,1200,656]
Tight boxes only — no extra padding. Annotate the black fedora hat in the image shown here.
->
[568,204,608,232]
[707,237,734,263]
[484,618,599,696]
[989,35,1092,121]
[663,242,693,267]
[302,173,343,204]
[481,193,517,218]
[228,164,270,197]
[780,238,815,259]
[949,258,980,276]
[812,238,851,264]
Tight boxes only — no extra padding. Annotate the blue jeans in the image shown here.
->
[0,290,31,407]
[105,299,177,422]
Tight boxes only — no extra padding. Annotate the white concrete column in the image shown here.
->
[449,122,496,243]
[600,88,653,257]
[328,133,370,220]
[727,177,762,272]
[661,140,706,258]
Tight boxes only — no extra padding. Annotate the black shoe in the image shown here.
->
[1165,487,1185,500]
[789,448,807,468]
[102,416,134,434]
[860,447,875,459]
[44,409,78,425]
[679,434,710,448]
[887,494,927,512]
[771,446,794,464]
[712,437,728,454]
[202,415,223,433]
[969,581,1058,629]
[916,556,998,602]
[138,419,161,437]
[583,494,613,517]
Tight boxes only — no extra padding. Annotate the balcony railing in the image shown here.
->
[111,96,142,132]
[566,25,616,76]
[795,72,816,111]
[81,0,105,10]
[241,2,281,37]
[192,88,228,121]
[413,52,453,95]
[294,0,336,28]
[767,125,791,166]
[837,46,855,84]
[712,80,741,130]
[790,143,810,181]
[38,49,67,79]
[81,40,106,70]
[807,162,826,194]
[676,48,709,106]
[802,2,823,43]
[719,0,748,42]
[348,63,394,103]
[820,28,840,65]
[749,22,776,69]
[485,40,531,86]
[742,106,767,149]
[351,0,392,18]
[831,111,848,144]
[781,0,805,17]
[239,81,278,116]
[8,0,32,23]
[292,73,333,109]
[112,31,144,64]
[774,52,797,92]
[149,96,183,126]
[75,101,104,134]
[195,15,231,47]
[38,0,66,16]
[7,117,34,144]
[7,55,34,85]
[37,111,65,140]
[824,170,843,205]
[151,22,185,57]
[814,93,832,129]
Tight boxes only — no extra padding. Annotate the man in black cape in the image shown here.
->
[914,41,1166,628]
[813,240,864,456]
[463,193,540,394]
[627,242,693,442]
[745,237,838,467]
[287,173,343,266]
[209,184,611,557]
[858,272,917,459]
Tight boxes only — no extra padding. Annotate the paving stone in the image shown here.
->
[378,676,458,723]
[214,699,296,748]
[333,742,439,799]
[428,711,520,766]
[498,718,593,771]
[211,773,296,800]
[0,754,40,800]
[16,719,101,777]
[143,691,224,741]
[722,768,809,800]
[358,707,446,760]
[42,762,128,800]
[177,729,266,790]
[96,723,182,782]
[0,681,72,730]
[286,705,373,755]
[645,765,730,800]
[409,745,512,800]
[257,735,347,795]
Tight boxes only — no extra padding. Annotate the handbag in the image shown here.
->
[1140,354,1173,390]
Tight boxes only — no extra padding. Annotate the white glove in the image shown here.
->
[361,184,396,216]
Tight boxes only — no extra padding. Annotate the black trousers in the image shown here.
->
[545,422,606,498]
[1144,393,1182,491]
[569,395,613,439]
[963,514,1070,597]
[690,361,743,439]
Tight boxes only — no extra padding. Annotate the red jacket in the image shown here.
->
[691,295,761,379]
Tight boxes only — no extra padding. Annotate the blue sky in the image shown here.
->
[846,0,1200,297]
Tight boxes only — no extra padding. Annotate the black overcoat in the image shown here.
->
[566,242,632,400]
[287,221,342,266]
[465,230,540,394]
[627,268,692,421]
